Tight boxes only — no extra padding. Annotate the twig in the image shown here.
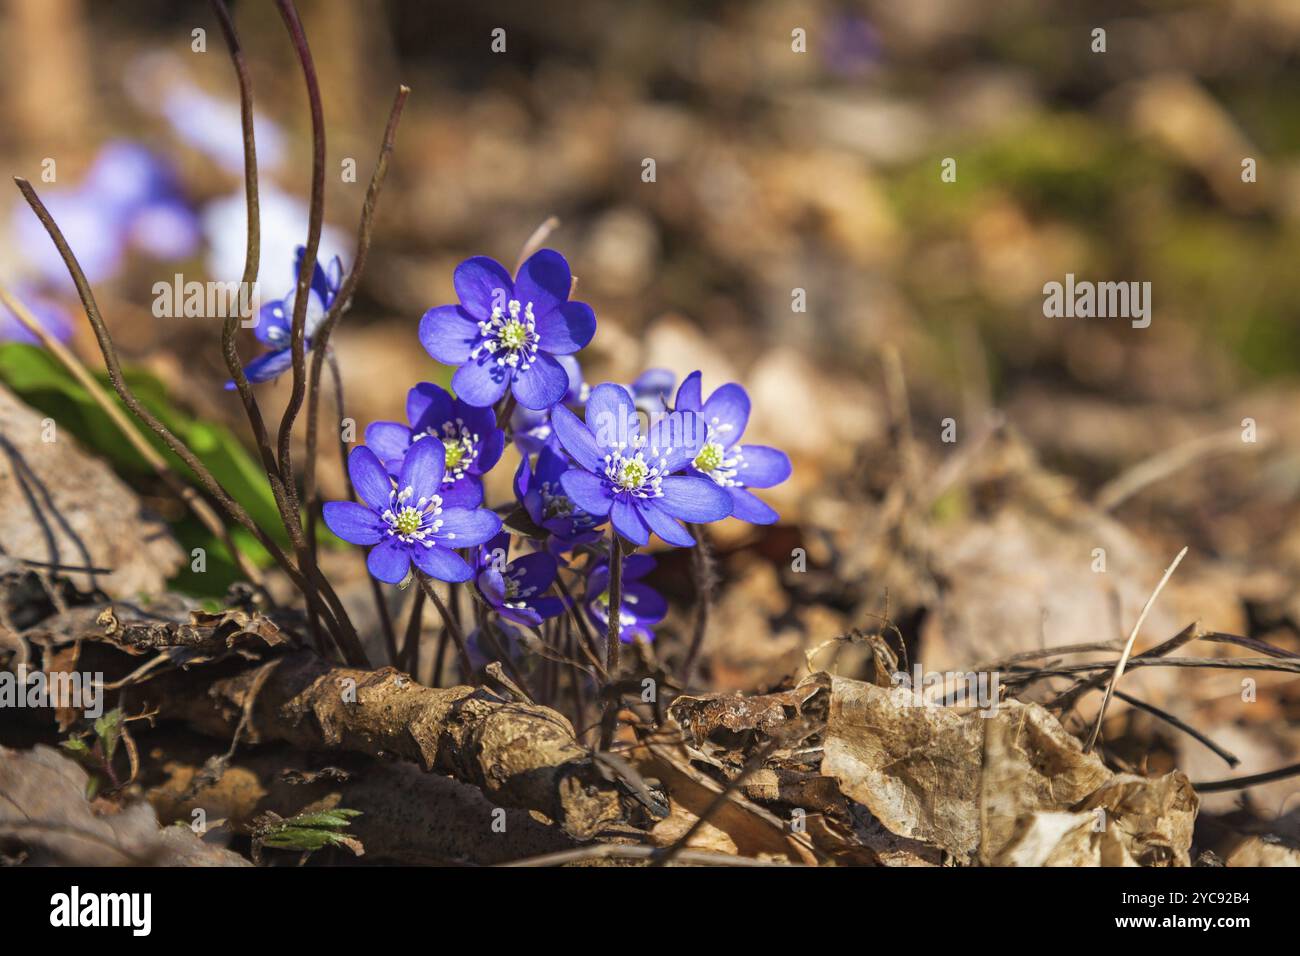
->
[0,283,268,596]
[1084,546,1188,753]
[1111,689,1239,767]
[498,843,801,868]
[1095,429,1265,512]
[1192,761,1300,794]
[514,216,560,273]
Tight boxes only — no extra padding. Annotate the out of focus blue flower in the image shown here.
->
[11,140,200,290]
[0,282,74,345]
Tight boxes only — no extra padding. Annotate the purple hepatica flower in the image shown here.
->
[225,246,342,387]
[365,383,504,509]
[549,382,732,548]
[474,532,565,627]
[419,249,596,410]
[585,554,667,644]
[14,141,199,288]
[323,439,502,584]
[514,443,606,553]
[511,353,587,456]
[0,283,74,345]
[630,368,675,415]
[673,371,792,525]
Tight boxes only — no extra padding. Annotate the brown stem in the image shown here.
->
[680,521,715,684]
[12,178,309,605]
[418,573,471,679]
[598,534,623,750]
[303,85,409,530]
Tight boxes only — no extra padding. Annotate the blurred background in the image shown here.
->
[2,0,1300,828]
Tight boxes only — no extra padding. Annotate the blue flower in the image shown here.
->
[585,554,667,644]
[364,383,504,509]
[549,382,732,547]
[419,249,596,410]
[673,371,792,525]
[225,246,342,387]
[13,140,199,288]
[629,368,675,415]
[0,283,74,345]
[514,443,606,553]
[473,532,565,627]
[323,439,502,584]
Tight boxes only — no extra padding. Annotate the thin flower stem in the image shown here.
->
[599,533,624,749]
[0,283,270,599]
[417,573,472,678]
[680,521,715,684]
[11,178,321,617]
[401,584,425,676]
[317,353,398,665]
[495,393,518,432]
[272,0,326,509]
[302,84,409,553]
[208,0,342,657]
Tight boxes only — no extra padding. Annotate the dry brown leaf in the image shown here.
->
[0,744,249,866]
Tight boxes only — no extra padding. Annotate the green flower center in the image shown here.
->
[444,442,466,470]
[394,506,423,537]
[618,458,649,490]
[694,442,725,473]
[499,318,528,350]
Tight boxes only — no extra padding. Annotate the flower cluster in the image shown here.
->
[322,247,791,661]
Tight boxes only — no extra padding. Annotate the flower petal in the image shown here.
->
[477,567,508,606]
[474,427,506,475]
[657,475,733,522]
[349,446,394,511]
[535,300,595,355]
[623,582,668,624]
[550,404,605,472]
[510,351,569,410]
[241,347,293,384]
[647,409,707,473]
[322,501,385,545]
[610,497,650,546]
[640,501,696,547]
[584,383,639,451]
[560,470,613,516]
[453,256,513,320]
[509,551,558,593]
[434,506,503,548]
[728,487,779,525]
[398,434,446,501]
[674,370,703,412]
[737,444,791,488]
[411,542,473,582]
[513,249,571,320]
[407,382,453,431]
[701,383,750,447]
[419,305,481,365]
[622,554,657,581]
[452,356,511,407]
[253,299,289,346]
[366,538,411,583]
[439,476,483,509]
[364,421,412,471]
